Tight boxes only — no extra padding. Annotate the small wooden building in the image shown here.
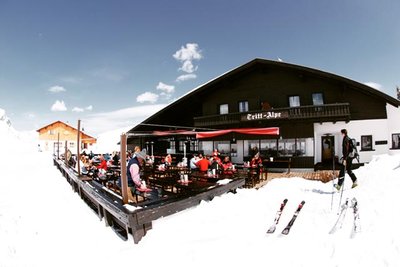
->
[37,121,96,153]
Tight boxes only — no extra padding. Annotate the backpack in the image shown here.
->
[348,138,359,162]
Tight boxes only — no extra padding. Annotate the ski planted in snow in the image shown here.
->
[350,197,361,238]
[267,198,288,234]
[329,198,349,234]
[281,200,305,235]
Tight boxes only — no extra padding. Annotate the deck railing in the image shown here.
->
[194,103,350,127]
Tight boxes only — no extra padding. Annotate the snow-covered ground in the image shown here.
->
[1,110,400,267]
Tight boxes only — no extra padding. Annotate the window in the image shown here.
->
[238,101,249,112]
[199,141,213,155]
[260,139,277,157]
[179,141,187,152]
[289,96,300,107]
[312,93,324,105]
[392,133,400,149]
[278,139,296,156]
[219,104,229,114]
[189,140,199,151]
[361,135,373,151]
[169,141,176,150]
[217,141,231,154]
[244,140,260,157]
[48,130,55,135]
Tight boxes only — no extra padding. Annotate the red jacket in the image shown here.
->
[196,158,210,172]
[97,160,108,171]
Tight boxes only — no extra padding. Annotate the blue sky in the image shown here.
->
[0,0,399,135]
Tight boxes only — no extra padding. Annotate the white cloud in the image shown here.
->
[173,43,202,62]
[173,43,202,80]
[156,82,175,94]
[72,107,84,112]
[72,105,93,113]
[51,100,67,112]
[82,104,167,136]
[179,60,197,73]
[364,82,383,91]
[176,74,197,82]
[136,92,159,103]
[48,85,66,93]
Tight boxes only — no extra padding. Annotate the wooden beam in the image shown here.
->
[120,133,128,204]
[77,119,81,176]
[64,140,68,165]
[57,132,60,159]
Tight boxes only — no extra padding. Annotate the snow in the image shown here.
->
[89,127,130,154]
[1,109,400,266]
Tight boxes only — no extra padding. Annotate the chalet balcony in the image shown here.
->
[194,103,350,127]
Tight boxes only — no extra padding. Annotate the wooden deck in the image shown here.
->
[53,158,244,244]
[254,170,339,189]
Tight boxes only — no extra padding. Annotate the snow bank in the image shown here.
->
[1,107,400,266]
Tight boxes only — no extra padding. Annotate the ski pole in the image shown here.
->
[330,144,336,211]
[331,170,335,211]
[337,170,345,215]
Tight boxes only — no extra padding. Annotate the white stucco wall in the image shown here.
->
[386,104,400,155]
[314,119,389,164]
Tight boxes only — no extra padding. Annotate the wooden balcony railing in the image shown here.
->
[194,103,350,127]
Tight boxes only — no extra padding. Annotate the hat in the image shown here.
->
[134,149,147,160]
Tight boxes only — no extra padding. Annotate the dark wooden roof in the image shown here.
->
[129,58,399,133]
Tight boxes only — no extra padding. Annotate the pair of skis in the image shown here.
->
[329,197,360,237]
[266,199,305,235]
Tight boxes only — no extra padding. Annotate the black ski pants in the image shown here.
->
[338,158,357,186]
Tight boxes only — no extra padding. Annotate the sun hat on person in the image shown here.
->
[134,150,147,160]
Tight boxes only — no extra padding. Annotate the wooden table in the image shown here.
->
[174,180,216,194]
[190,171,235,182]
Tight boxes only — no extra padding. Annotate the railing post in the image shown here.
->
[120,133,128,204]
[57,132,60,159]
[64,140,68,165]
[77,119,81,176]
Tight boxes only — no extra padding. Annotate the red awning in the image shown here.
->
[195,127,279,139]
[130,127,279,139]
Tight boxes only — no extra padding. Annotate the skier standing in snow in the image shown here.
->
[336,129,358,190]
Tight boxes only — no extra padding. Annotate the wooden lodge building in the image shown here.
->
[37,121,97,153]
[127,58,400,169]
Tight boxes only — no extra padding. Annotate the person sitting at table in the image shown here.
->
[96,154,108,171]
[189,154,199,171]
[112,151,120,166]
[196,154,210,172]
[165,154,172,166]
[212,148,220,157]
[250,152,263,168]
[210,154,223,173]
[76,155,90,175]
[222,156,235,175]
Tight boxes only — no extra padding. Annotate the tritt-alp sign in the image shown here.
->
[241,111,289,121]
